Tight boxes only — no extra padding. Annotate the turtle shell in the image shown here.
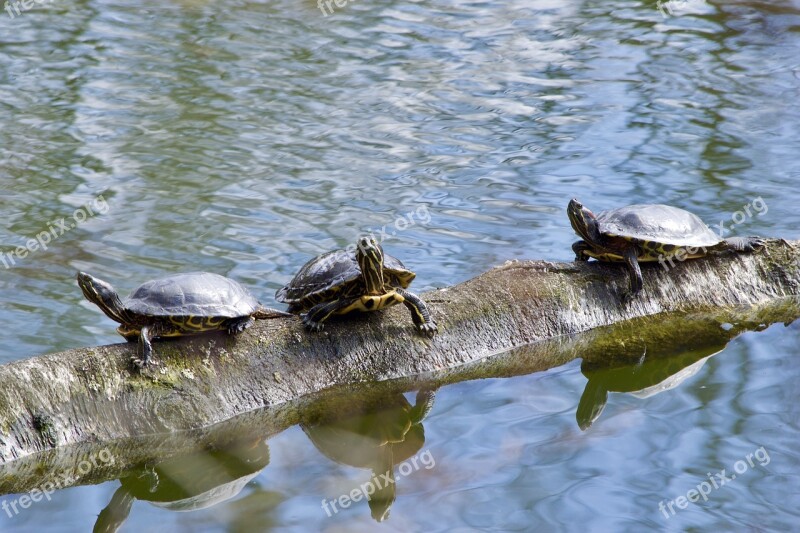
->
[123,272,260,318]
[596,204,722,248]
[276,248,415,305]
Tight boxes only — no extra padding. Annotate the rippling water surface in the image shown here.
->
[1,0,799,530]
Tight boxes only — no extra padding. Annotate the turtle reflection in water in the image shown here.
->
[302,390,435,521]
[93,438,270,533]
[576,344,723,430]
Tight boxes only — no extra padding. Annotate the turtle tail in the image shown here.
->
[252,306,293,319]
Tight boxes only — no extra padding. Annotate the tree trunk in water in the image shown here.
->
[0,239,797,472]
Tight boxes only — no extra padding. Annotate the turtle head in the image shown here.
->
[76,272,128,324]
[356,237,385,295]
[568,198,601,242]
[367,465,396,522]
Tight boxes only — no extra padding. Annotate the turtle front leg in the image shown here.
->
[395,288,437,337]
[572,240,592,261]
[724,236,766,253]
[622,246,643,301]
[117,326,140,343]
[134,324,157,369]
[302,299,357,332]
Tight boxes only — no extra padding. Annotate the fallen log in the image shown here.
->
[2,296,798,497]
[0,239,797,467]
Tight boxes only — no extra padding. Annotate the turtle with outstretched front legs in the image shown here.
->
[276,237,437,336]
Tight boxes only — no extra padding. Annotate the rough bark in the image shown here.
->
[0,239,797,473]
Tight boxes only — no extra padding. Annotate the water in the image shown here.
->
[1,0,799,530]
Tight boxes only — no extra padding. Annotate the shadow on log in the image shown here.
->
[0,239,797,470]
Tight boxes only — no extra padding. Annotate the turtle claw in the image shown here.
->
[620,287,639,305]
[417,322,438,338]
[131,356,159,370]
[301,314,325,332]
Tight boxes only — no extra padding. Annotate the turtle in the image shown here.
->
[567,199,765,299]
[77,271,291,368]
[276,237,437,337]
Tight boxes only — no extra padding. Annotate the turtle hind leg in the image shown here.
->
[396,288,437,337]
[572,240,592,261]
[227,316,254,335]
[621,246,643,301]
[725,236,766,253]
[302,299,355,332]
